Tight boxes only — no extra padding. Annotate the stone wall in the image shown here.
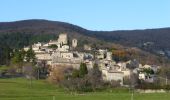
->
[136,89,166,93]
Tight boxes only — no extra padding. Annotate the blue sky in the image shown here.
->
[0,0,170,31]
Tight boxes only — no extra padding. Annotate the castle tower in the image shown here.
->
[58,33,68,45]
[72,39,77,48]
[106,52,112,60]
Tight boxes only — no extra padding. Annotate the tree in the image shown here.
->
[12,50,23,64]
[142,68,154,75]
[25,47,36,64]
[48,66,69,84]
[11,49,26,72]
[3,45,12,65]
[72,69,80,78]
[36,60,49,79]
[79,63,88,77]
[112,50,129,62]
[158,67,170,85]
[87,63,103,91]
[48,44,58,49]
[92,63,101,77]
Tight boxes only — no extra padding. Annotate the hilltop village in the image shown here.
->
[24,33,160,85]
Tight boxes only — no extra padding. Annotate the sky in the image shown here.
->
[0,0,170,31]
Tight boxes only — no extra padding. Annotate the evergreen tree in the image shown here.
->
[12,50,25,66]
[3,45,12,65]
[0,44,12,65]
[79,63,88,77]
[92,63,101,77]
[11,49,26,73]
[72,69,80,78]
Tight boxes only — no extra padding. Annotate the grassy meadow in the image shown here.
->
[0,78,170,100]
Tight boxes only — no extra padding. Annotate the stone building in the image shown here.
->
[101,68,124,85]
[84,44,92,50]
[72,39,77,48]
[51,51,83,69]
[58,34,68,45]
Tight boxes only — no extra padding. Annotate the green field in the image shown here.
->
[0,78,170,100]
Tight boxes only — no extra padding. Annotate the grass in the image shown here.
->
[0,78,170,100]
[0,66,9,71]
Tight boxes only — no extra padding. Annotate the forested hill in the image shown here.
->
[0,19,89,35]
[88,28,170,50]
[0,20,96,48]
[0,19,170,51]
[0,19,170,65]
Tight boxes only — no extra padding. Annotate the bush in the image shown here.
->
[48,63,122,92]
[79,63,88,78]
[48,66,66,84]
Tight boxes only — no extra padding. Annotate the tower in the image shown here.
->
[106,52,112,60]
[72,39,77,48]
[58,33,68,45]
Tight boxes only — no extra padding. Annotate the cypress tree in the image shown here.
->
[79,63,88,77]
